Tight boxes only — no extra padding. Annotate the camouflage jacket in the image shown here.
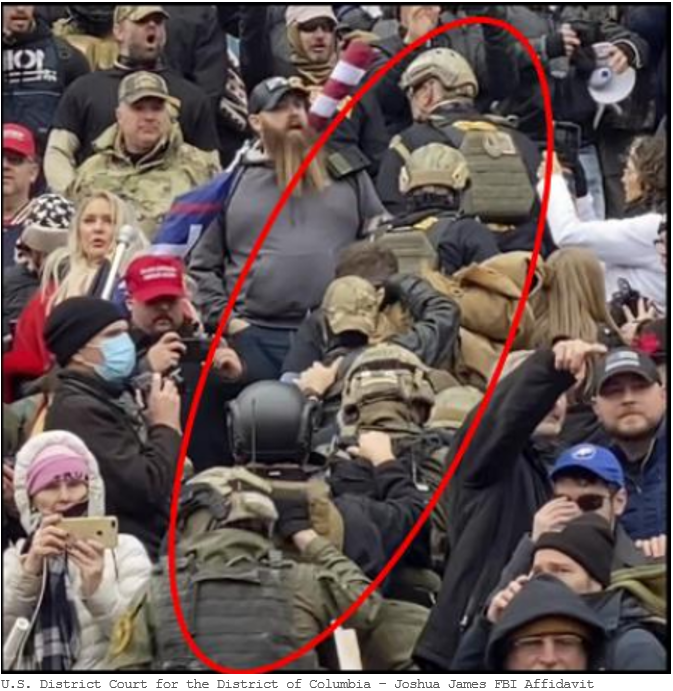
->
[70,123,220,240]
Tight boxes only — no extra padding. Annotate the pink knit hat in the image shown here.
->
[26,444,89,497]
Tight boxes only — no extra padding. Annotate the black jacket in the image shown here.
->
[414,350,575,670]
[453,576,608,671]
[163,5,245,164]
[454,587,666,672]
[495,5,651,144]
[2,265,39,338]
[282,274,461,377]
[44,370,182,560]
[329,451,430,585]
[52,62,218,161]
[2,17,90,146]
[131,327,243,473]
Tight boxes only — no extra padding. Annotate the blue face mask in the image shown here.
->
[94,333,137,383]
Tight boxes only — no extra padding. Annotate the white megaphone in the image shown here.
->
[588,42,636,105]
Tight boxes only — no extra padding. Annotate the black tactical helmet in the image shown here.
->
[228,382,317,466]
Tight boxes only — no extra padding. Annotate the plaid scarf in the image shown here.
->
[27,556,80,671]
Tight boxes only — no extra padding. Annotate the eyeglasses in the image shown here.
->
[299,19,337,33]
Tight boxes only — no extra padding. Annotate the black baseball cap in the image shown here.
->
[248,77,310,115]
[596,348,661,395]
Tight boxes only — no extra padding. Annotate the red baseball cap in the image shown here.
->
[3,123,37,158]
[125,256,187,303]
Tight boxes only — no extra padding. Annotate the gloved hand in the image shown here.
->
[275,495,312,540]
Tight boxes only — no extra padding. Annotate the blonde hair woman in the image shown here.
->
[531,248,621,350]
[5,192,147,389]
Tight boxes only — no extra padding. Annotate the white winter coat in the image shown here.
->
[3,431,153,670]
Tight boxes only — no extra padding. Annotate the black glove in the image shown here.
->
[275,495,311,540]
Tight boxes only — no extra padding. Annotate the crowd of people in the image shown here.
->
[2,3,669,673]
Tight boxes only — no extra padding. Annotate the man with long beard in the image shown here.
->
[189,76,386,383]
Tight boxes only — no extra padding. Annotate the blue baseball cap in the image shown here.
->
[550,444,625,489]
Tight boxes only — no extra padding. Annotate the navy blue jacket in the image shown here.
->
[613,423,667,541]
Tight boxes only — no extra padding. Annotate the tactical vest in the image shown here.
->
[376,215,442,276]
[392,118,536,225]
[149,482,318,672]
[2,35,66,143]
[150,548,315,672]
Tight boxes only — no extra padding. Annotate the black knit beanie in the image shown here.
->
[44,297,126,367]
[534,514,616,588]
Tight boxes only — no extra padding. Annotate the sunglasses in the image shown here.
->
[554,493,610,512]
[299,19,337,33]
[576,494,609,512]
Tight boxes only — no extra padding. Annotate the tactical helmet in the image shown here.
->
[339,344,436,434]
[228,382,317,466]
[400,143,471,194]
[400,48,479,100]
[181,467,278,536]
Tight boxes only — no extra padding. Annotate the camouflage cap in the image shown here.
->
[118,71,178,108]
[322,276,381,337]
[114,5,169,24]
[400,48,479,99]
[400,143,470,194]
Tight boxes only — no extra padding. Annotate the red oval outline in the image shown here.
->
[168,16,555,675]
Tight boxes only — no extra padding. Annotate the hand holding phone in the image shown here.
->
[56,516,119,550]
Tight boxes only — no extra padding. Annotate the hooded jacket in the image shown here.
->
[44,371,182,560]
[189,145,385,332]
[454,578,665,672]
[486,575,607,671]
[2,431,152,671]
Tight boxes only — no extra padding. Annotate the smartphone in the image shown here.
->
[553,122,582,169]
[57,517,119,550]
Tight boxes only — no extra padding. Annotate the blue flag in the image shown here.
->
[151,144,249,258]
